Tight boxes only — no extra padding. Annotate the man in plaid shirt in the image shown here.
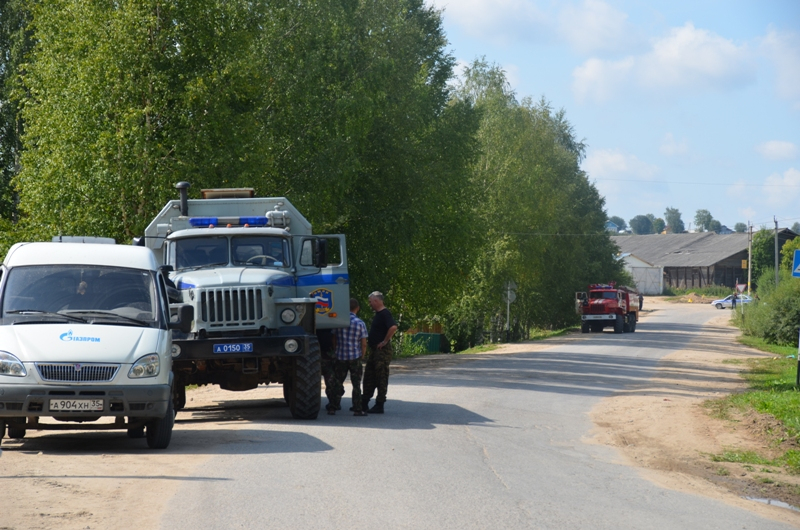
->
[330,298,369,416]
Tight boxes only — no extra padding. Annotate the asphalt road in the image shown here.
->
[160,304,794,530]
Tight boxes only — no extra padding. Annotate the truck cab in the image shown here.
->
[576,283,639,334]
[142,183,349,419]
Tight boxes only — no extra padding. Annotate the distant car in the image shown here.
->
[710,294,751,309]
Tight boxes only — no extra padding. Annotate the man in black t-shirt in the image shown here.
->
[362,291,398,414]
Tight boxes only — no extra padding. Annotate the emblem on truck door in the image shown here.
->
[309,288,333,315]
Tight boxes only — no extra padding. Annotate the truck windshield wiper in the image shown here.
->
[5,310,88,323]
[63,310,150,326]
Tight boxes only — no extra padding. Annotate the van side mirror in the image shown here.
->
[315,238,328,268]
[169,304,194,333]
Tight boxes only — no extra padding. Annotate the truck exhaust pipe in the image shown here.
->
[176,182,190,216]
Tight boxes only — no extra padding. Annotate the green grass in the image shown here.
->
[737,335,797,357]
[528,327,576,340]
[458,344,500,355]
[663,285,733,298]
[707,337,800,474]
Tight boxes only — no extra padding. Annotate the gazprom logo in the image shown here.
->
[59,330,100,343]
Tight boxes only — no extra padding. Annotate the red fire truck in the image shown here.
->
[575,283,639,334]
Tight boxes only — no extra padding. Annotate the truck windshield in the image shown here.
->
[2,265,158,324]
[174,237,229,270]
[590,291,617,299]
[231,236,289,267]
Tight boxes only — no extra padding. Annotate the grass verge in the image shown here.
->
[706,336,800,473]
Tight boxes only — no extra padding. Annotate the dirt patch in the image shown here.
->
[586,304,800,526]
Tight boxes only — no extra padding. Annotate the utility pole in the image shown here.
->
[747,223,752,297]
[775,216,780,287]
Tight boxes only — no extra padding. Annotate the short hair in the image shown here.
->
[349,298,360,311]
[368,291,384,301]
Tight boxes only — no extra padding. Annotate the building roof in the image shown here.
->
[613,232,748,267]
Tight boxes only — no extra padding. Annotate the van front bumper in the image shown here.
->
[0,384,171,418]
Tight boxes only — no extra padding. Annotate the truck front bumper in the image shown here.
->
[0,384,171,419]
[172,334,309,361]
[581,314,617,321]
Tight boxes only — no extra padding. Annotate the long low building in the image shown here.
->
[613,231,795,291]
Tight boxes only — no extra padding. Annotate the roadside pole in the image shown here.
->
[792,250,800,386]
[504,281,517,343]
[747,223,752,297]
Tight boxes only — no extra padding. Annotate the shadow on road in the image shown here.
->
[0,427,333,455]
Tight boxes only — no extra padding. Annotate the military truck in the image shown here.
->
[141,183,349,419]
[575,283,639,334]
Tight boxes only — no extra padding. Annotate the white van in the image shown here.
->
[0,242,192,449]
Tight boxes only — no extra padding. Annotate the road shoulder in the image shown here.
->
[586,305,800,526]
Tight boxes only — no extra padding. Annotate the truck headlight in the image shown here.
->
[0,351,26,377]
[128,354,160,378]
[280,308,296,323]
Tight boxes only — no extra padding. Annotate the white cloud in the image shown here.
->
[763,167,800,207]
[429,0,549,45]
[660,133,688,156]
[572,57,633,102]
[573,23,756,102]
[558,0,634,55]
[583,148,658,180]
[761,29,800,110]
[756,140,798,161]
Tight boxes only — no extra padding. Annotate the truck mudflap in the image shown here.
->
[172,334,309,360]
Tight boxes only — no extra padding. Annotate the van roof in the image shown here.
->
[4,242,159,271]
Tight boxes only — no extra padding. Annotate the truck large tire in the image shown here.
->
[581,321,590,333]
[0,419,5,440]
[623,315,631,333]
[286,336,321,420]
[630,316,637,332]
[614,314,623,334]
[146,398,174,449]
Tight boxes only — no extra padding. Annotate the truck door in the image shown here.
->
[296,235,349,329]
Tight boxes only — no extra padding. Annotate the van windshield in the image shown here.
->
[2,265,158,325]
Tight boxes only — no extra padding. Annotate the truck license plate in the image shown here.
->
[49,399,103,412]
[213,343,254,354]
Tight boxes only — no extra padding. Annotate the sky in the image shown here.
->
[426,0,800,231]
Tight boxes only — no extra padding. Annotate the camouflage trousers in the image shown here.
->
[321,351,342,407]
[362,343,393,404]
[332,358,364,412]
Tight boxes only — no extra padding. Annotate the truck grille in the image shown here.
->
[200,287,264,328]
[36,363,120,383]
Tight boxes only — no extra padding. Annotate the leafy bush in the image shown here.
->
[735,268,800,347]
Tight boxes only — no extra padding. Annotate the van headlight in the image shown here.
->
[0,351,26,377]
[128,354,160,378]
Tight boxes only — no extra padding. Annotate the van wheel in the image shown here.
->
[173,385,186,413]
[127,420,145,439]
[146,399,174,449]
[287,337,321,420]
[614,314,623,334]
[7,426,26,439]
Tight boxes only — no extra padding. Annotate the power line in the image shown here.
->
[591,178,799,188]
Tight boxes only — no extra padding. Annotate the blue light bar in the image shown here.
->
[188,216,270,227]
[239,217,269,226]
[189,217,219,227]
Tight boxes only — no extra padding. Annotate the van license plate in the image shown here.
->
[49,399,103,412]
[213,343,254,354]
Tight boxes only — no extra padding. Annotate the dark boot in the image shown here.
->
[362,396,370,411]
[368,401,384,414]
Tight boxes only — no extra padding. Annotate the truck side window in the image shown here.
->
[299,239,315,266]
[322,237,342,266]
